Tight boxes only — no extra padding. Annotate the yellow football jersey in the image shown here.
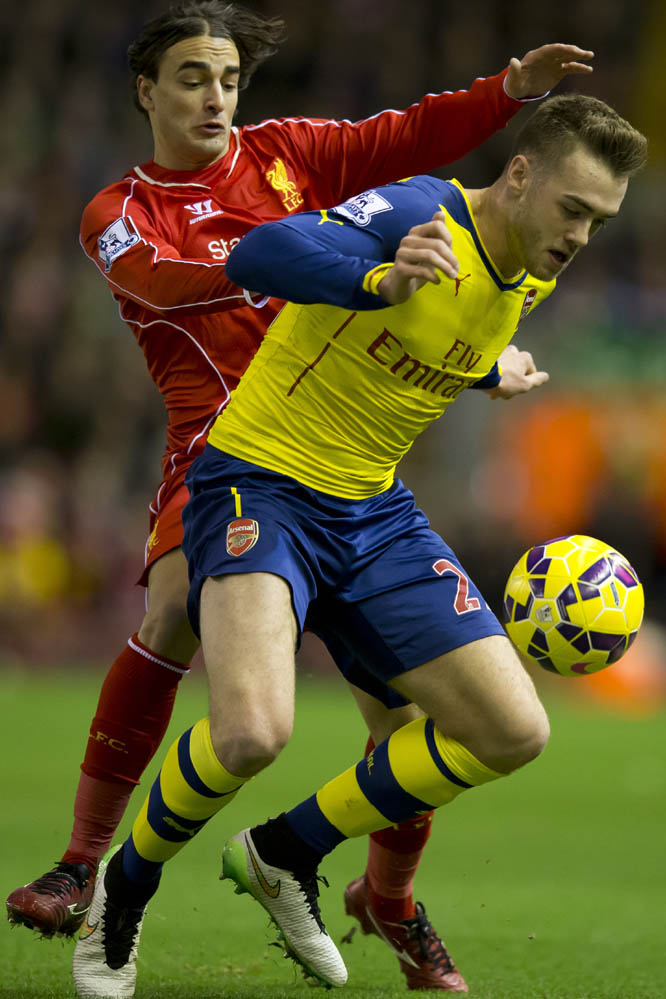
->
[210,177,555,498]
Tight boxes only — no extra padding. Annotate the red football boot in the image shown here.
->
[344,876,469,992]
[6,862,94,937]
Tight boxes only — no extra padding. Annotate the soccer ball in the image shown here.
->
[503,535,644,677]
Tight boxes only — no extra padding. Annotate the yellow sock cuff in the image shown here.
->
[432,726,503,787]
[128,718,249,866]
[315,717,504,839]
[384,717,500,809]
[160,718,247,820]
[189,717,248,793]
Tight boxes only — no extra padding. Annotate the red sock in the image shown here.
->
[61,634,189,873]
[363,736,435,922]
[61,773,134,874]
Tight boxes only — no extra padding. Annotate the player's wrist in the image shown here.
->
[502,74,550,102]
[363,263,394,297]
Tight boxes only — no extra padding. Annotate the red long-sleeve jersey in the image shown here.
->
[81,69,521,501]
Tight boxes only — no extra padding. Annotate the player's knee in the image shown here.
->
[209,716,293,778]
[514,711,550,766]
[495,705,550,773]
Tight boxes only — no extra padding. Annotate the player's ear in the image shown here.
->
[137,75,156,113]
[505,154,531,197]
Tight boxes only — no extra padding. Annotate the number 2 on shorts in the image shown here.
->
[432,559,481,615]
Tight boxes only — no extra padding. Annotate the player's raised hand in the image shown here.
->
[486,343,550,399]
[505,43,594,100]
[378,212,458,305]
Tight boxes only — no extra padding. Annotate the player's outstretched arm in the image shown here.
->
[377,212,458,306]
[505,43,594,99]
[484,344,550,400]
[227,179,458,311]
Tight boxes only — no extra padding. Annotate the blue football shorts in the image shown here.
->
[183,445,505,708]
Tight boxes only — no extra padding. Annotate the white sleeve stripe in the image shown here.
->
[185,404,227,455]
[106,264,244,310]
[121,178,138,216]
[122,213,235,271]
[241,84,504,133]
[117,303,232,405]
[80,233,246,311]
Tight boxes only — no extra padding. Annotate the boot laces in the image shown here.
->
[297,873,329,934]
[404,902,455,973]
[30,864,89,899]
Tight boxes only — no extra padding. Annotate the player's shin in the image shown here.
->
[361,736,435,921]
[255,716,504,868]
[63,634,189,874]
[73,718,248,997]
[120,716,249,888]
[340,735,468,992]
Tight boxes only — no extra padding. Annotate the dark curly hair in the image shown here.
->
[127,1,286,114]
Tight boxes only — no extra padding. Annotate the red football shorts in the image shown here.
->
[137,463,191,587]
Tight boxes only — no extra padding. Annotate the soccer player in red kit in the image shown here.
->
[5,1,593,988]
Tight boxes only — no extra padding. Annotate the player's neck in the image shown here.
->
[466,185,523,281]
[153,149,227,171]
[152,136,230,173]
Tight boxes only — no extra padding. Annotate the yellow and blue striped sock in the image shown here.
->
[121,717,248,883]
[285,717,502,855]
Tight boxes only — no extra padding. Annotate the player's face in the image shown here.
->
[138,35,240,171]
[509,146,628,280]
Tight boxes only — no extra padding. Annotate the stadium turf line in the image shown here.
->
[1,667,665,998]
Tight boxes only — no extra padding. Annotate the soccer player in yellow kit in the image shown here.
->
[8,17,596,991]
[73,94,646,994]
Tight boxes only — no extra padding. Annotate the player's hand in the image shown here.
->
[485,344,549,399]
[377,212,458,305]
[505,43,594,100]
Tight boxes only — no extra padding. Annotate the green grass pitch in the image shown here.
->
[1,667,665,998]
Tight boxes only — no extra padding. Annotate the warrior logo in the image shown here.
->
[226,518,260,556]
[265,158,304,212]
[184,199,224,224]
[518,288,538,324]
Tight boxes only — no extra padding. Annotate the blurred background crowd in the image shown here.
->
[1,0,664,706]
